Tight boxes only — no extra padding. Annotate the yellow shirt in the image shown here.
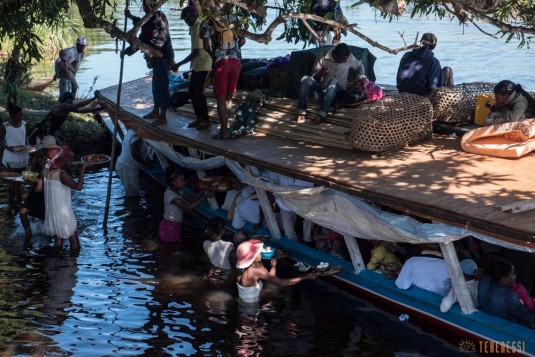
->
[191,18,212,72]
[367,242,400,270]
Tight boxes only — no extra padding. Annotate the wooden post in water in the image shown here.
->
[102,2,130,235]
[440,242,476,314]
[248,165,281,239]
[344,235,365,274]
[187,148,219,210]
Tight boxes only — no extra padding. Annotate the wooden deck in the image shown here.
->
[98,77,535,248]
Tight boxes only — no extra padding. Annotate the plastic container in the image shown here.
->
[261,246,277,259]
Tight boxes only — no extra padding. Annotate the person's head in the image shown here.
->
[60,91,75,103]
[332,43,350,63]
[168,169,185,190]
[180,5,198,26]
[234,230,251,246]
[459,259,478,280]
[46,145,73,170]
[236,239,264,269]
[143,0,158,13]
[59,49,67,59]
[76,37,87,53]
[7,102,23,125]
[494,80,517,105]
[205,216,226,239]
[36,135,57,150]
[486,259,516,288]
[420,33,437,50]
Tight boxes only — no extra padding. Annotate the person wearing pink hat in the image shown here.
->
[38,145,89,251]
[236,240,316,303]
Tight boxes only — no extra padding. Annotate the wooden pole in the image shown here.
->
[103,2,130,235]
[248,165,281,239]
[344,235,365,274]
[440,242,476,314]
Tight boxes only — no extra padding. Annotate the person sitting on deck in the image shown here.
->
[313,226,346,258]
[294,43,364,125]
[478,259,535,328]
[235,239,317,303]
[396,33,444,96]
[115,129,153,197]
[203,216,234,284]
[395,244,451,296]
[440,259,479,313]
[27,92,104,145]
[366,241,403,271]
[485,80,535,126]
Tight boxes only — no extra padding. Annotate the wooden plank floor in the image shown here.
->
[99,77,535,246]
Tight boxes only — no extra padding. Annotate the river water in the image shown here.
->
[0,3,530,356]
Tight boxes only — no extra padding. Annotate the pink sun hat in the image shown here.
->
[236,239,264,269]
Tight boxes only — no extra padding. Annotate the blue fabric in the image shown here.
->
[478,276,535,327]
[152,58,173,109]
[396,46,443,96]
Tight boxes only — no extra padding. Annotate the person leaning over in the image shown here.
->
[396,33,443,96]
[295,43,364,125]
[200,11,246,139]
[54,37,87,99]
[172,6,213,131]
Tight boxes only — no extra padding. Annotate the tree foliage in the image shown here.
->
[0,0,533,65]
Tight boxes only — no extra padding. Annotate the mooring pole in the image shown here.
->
[103,1,130,235]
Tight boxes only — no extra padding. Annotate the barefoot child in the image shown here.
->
[0,103,29,206]
[158,168,213,243]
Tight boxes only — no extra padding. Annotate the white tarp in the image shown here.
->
[143,139,226,170]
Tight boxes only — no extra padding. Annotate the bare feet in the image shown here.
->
[293,115,306,124]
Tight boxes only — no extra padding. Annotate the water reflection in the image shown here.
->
[0,171,464,355]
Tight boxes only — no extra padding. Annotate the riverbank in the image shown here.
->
[0,86,111,156]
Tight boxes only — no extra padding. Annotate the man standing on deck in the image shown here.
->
[54,37,87,99]
[396,33,443,96]
[295,43,364,125]
[172,6,212,131]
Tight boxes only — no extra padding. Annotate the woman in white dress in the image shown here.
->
[38,145,88,251]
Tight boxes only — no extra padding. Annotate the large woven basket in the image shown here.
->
[428,82,496,123]
[348,93,434,152]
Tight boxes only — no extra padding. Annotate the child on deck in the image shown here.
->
[203,217,234,283]
[158,168,213,243]
[0,103,29,206]
[39,145,88,251]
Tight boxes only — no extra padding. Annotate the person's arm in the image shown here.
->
[59,164,89,191]
[125,8,141,24]
[171,50,199,71]
[238,36,246,48]
[427,60,443,92]
[440,288,456,313]
[258,264,316,287]
[0,125,7,150]
[395,261,413,290]
[311,54,326,81]
[173,190,213,211]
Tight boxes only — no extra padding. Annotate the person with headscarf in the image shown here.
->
[486,80,535,125]
[235,240,316,303]
[123,0,174,126]
[38,145,89,251]
[396,33,444,96]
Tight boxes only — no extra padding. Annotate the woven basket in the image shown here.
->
[428,82,496,123]
[348,93,434,152]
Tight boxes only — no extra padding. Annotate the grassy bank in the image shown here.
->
[0,85,110,157]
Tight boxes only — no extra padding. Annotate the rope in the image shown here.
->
[103,0,130,235]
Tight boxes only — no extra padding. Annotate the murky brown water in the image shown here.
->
[0,170,462,356]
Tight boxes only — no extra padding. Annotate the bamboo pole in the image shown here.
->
[103,2,129,235]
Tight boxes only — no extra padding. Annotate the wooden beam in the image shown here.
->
[440,242,476,314]
[344,235,365,274]
[248,165,282,239]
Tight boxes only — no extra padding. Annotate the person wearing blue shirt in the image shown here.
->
[478,259,535,329]
[396,33,443,96]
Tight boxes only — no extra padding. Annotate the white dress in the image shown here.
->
[2,121,29,169]
[43,169,77,239]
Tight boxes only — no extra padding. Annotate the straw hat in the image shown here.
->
[236,239,264,269]
[46,145,73,169]
[36,135,57,150]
